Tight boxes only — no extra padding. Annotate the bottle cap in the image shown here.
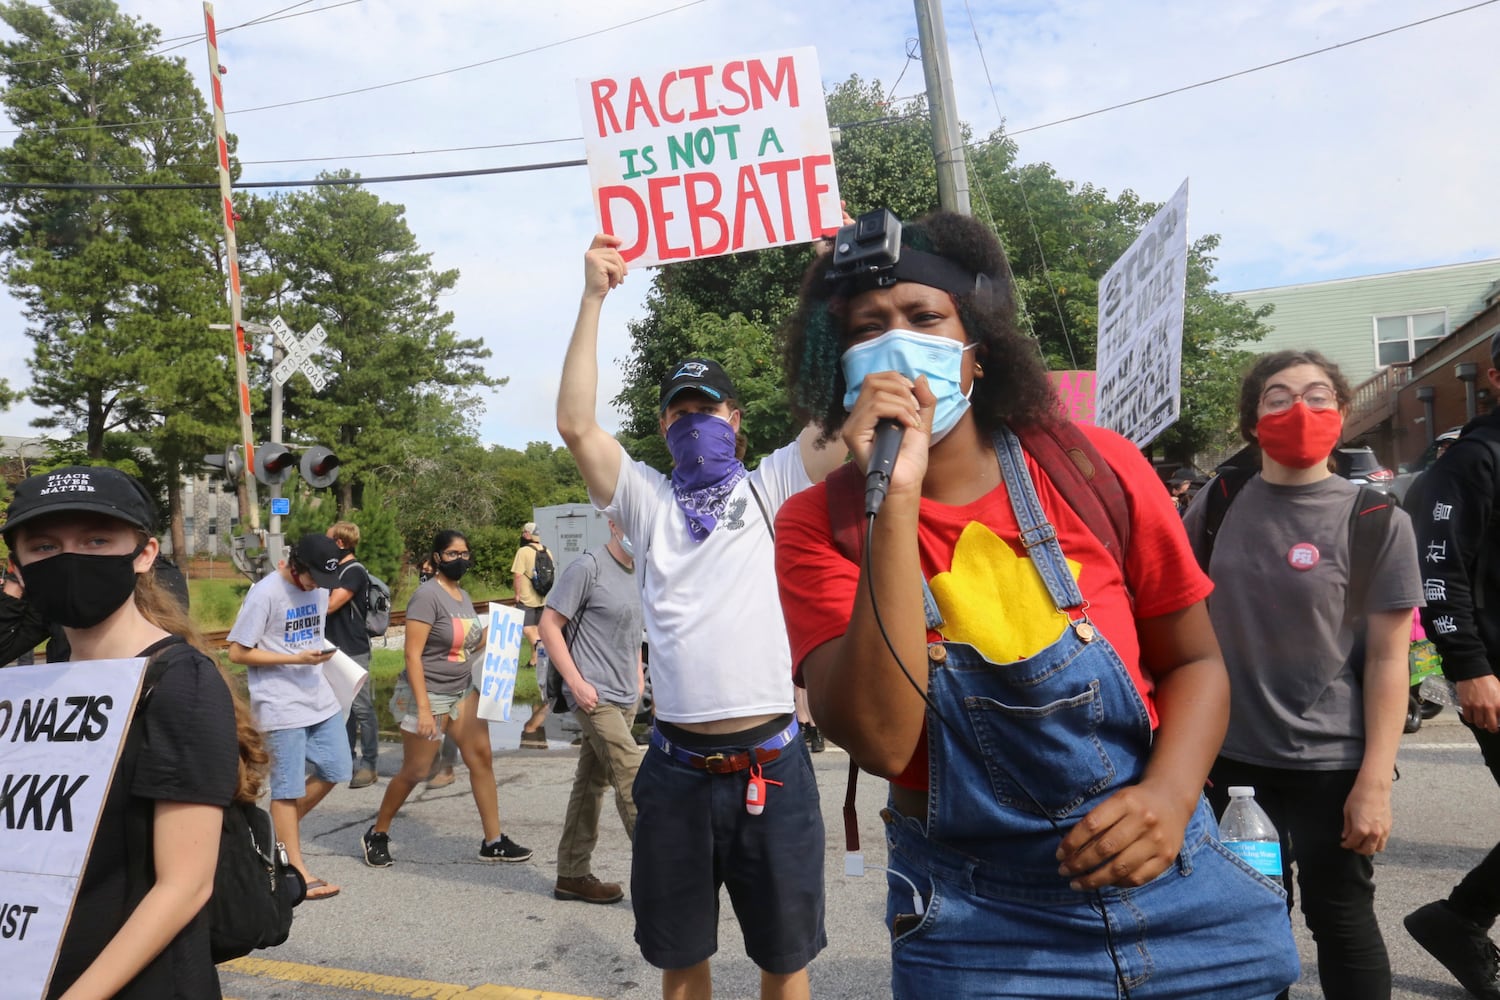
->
[1227,785,1254,797]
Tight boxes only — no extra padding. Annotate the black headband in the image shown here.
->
[835,247,992,302]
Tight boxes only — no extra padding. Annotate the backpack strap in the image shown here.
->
[1346,486,1395,630]
[1012,420,1131,581]
[336,560,369,616]
[122,636,192,902]
[747,479,775,541]
[1194,465,1258,573]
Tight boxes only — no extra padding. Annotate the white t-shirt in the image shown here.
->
[599,439,811,724]
[227,572,340,732]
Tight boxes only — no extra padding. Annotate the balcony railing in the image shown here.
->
[1343,362,1411,441]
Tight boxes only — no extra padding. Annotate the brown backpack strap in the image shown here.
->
[1013,420,1132,585]
[825,461,867,565]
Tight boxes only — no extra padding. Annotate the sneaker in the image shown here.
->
[555,873,624,904]
[362,826,393,868]
[1405,900,1500,999]
[479,834,533,863]
[349,766,378,789]
[519,730,548,750]
[426,765,456,789]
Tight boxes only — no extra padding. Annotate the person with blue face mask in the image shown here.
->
[558,235,845,1000]
[774,210,1300,999]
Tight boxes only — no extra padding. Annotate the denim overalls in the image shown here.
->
[882,428,1300,1000]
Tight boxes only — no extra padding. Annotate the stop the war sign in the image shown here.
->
[578,47,842,267]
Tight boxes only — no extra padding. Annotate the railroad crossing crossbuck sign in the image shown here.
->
[269,315,329,392]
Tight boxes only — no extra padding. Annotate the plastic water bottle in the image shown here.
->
[1219,786,1283,886]
[1419,674,1461,709]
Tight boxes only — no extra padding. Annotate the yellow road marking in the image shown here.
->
[222,956,602,999]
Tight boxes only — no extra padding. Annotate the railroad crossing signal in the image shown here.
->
[269,315,329,392]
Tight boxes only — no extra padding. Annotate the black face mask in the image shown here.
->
[436,557,470,581]
[20,546,144,629]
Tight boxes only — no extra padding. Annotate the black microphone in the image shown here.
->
[864,418,905,517]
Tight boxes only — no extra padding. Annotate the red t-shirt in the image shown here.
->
[775,423,1212,789]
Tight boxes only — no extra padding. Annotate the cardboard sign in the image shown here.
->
[475,605,525,723]
[1049,370,1097,425]
[0,658,147,998]
[578,47,842,267]
[1095,179,1190,446]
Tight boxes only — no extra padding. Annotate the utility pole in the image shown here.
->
[913,0,971,215]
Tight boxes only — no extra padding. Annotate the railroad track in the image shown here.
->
[201,598,511,649]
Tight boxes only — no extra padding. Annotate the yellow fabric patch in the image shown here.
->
[928,521,1081,663]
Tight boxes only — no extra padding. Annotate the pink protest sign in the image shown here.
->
[1049,370,1096,425]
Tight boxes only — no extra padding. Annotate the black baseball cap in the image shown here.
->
[290,533,345,588]
[659,358,737,413]
[2,466,158,541]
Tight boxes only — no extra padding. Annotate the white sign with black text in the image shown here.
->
[1095,179,1190,446]
[0,658,146,998]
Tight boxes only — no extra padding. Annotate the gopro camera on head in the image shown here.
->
[829,208,902,282]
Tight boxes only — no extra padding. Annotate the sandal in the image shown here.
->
[304,878,341,900]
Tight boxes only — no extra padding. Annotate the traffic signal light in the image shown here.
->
[300,446,341,489]
[254,442,297,486]
[203,446,244,484]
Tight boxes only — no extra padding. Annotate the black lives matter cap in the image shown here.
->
[2,466,158,541]
[659,358,738,413]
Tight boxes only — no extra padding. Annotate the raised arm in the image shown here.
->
[558,234,628,503]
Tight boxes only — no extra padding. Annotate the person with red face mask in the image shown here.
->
[1183,349,1422,1000]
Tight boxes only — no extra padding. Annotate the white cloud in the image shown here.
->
[2,0,1496,451]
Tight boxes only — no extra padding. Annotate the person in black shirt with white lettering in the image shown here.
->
[3,466,262,1000]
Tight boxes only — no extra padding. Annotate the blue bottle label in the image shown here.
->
[1224,839,1281,878]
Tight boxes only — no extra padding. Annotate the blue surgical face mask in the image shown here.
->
[841,329,977,443]
[618,534,635,557]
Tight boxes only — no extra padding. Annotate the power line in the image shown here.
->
[0,0,709,137]
[153,0,364,56]
[1004,0,1500,138]
[0,158,587,191]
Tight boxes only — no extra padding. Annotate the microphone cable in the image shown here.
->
[861,512,1132,999]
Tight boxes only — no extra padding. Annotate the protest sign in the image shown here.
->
[577,47,842,267]
[476,604,525,723]
[1095,179,1190,446]
[1048,370,1097,425]
[0,658,146,998]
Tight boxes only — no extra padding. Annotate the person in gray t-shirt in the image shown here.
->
[1185,350,1421,1000]
[539,519,644,905]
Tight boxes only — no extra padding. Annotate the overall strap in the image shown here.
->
[994,427,1087,613]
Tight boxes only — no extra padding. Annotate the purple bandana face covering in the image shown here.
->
[666,412,746,543]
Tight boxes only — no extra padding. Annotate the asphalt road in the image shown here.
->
[216,711,1500,1000]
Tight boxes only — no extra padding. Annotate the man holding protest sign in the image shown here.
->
[558,234,842,999]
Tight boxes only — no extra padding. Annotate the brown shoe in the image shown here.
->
[349,767,378,789]
[554,874,624,904]
[520,730,548,750]
[426,765,456,789]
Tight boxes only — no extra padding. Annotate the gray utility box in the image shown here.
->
[531,503,612,577]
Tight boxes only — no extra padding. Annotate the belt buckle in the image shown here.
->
[701,752,727,771]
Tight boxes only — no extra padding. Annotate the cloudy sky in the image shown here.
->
[2,0,1497,451]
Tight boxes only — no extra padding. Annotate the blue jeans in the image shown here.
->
[344,651,378,770]
[883,427,1299,999]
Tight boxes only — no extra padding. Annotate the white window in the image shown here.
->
[1374,309,1447,366]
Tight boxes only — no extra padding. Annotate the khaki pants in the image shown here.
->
[556,701,642,878]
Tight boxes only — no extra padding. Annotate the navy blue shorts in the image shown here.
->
[630,724,827,973]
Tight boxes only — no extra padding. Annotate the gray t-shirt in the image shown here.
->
[403,578,484,695]
[1183,474,1422,768]
[545,547,643,711]
[226,572,339,732]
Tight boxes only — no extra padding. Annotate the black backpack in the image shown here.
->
[126,642,306,964]
[532,546,556,597]
[338,561,391,637]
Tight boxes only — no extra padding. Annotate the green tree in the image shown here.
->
[0,0,239,555]
[238,175,501,513]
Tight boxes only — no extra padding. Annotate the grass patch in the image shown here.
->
[191,578,251,631]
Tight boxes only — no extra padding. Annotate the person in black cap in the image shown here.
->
[226,531,349,900]
[1404,329,1500,998]
[558,235,843,1000]
[3,465,263,998]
